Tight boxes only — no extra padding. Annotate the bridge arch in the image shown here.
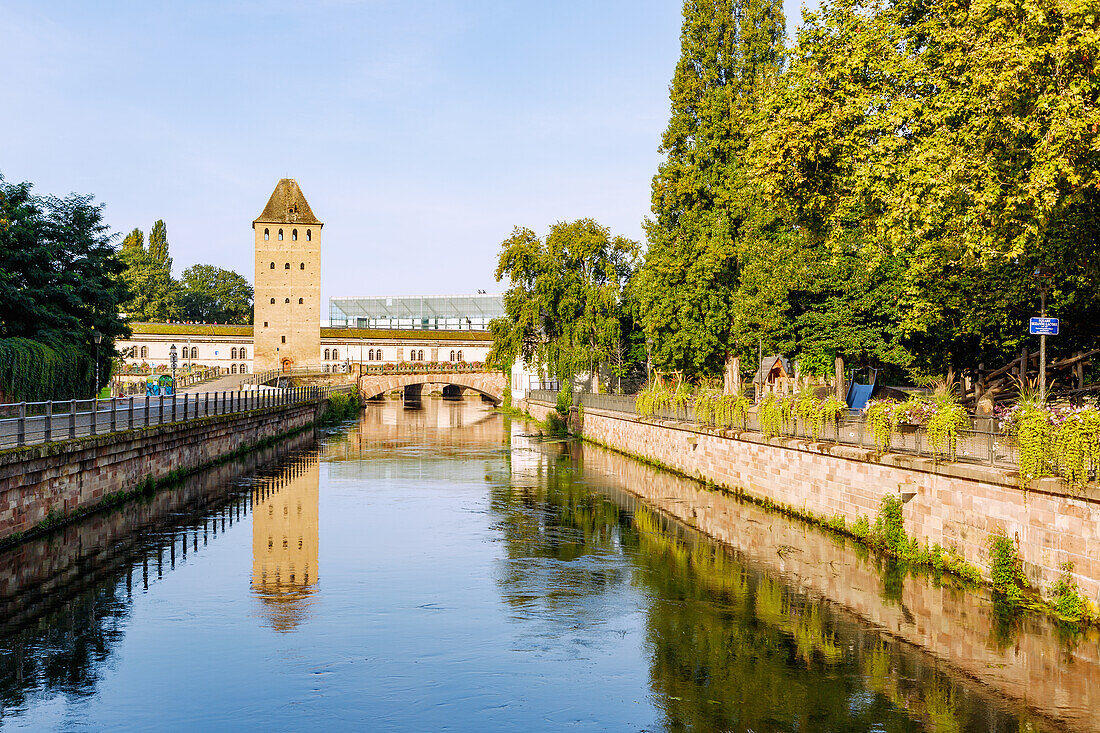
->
[357,372,505,405]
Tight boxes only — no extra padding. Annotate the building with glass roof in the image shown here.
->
[328,294,505,331]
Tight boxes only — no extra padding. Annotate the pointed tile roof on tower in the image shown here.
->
[253,179,322,226]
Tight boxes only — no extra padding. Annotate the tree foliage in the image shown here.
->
[178,264,254,324]
[119,221,179,322]
[0,172,129,399]
[639,0,1100,382]
[635,0,786,378]
[489,220,640,389]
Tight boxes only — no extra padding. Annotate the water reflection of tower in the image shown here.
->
[251,455,319,631]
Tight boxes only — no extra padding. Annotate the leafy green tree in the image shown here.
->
[178,264,253,323]
[635,0,785,379]
[0,173,129,398]
[148,219,169,265]
[119,221,179,322]
[489,220,639,390]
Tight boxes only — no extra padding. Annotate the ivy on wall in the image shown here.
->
[0,338,92,402]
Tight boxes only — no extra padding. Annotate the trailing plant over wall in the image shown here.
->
[758,394,791,438]
[793,392,847,440]
[0,338,93,401]
[1002,397,1100,491]
[866,399,897,452]
[1050,406,1100,491]
[925,394,969,462]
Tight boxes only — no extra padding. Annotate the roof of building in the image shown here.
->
[753,354,791,384]
[124,323,493,342]
[129,323,254,337]
[329,294,505,321]
[253,179,322,226]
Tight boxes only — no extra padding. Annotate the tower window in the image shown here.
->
[284,262,290,270]
[264,228,269,241]
[285,298,290,304]
[300,263,305,270]
[281,336,286,344]
[263,321,268,328]
[306,229,311,241]
[292,229,298,241]
[298,297,303,304]
[270,262,275,269]
[270,298,276,304]
[278,229,284,241]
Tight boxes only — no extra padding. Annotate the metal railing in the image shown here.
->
[0,386,347,449]
[528,390,1018,470]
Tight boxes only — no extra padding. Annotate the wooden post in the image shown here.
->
[834,356,845,401]
[1075,351,1085,390]
[723,354,741,395]
[1019,347,1028,387]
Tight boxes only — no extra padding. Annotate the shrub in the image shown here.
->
[988,533,1026,605]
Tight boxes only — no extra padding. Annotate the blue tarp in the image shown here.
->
[845,369,877,411]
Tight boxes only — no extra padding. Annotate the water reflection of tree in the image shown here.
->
[0,579,129,711]
[490,443,1038,732]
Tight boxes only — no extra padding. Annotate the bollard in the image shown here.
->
[44,401,52,442]
[69,399,77,439]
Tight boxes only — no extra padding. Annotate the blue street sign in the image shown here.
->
[1029,317,1059,335]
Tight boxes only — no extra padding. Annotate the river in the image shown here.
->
[0,400,1094,731]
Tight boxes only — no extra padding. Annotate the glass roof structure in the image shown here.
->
[328,294,505,330]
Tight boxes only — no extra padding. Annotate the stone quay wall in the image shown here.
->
[523,399,1100,606]
[0,401,323,543]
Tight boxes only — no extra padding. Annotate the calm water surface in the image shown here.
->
[0,400,1094,731]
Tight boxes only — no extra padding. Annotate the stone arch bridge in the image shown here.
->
[357,370,505,404]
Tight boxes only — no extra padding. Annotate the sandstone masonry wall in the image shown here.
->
[0,402,321,543]
[523,399,1100,607]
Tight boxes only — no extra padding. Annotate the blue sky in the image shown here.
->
[1,0,811,308]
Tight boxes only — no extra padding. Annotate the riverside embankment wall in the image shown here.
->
[524,399,1100,607]
[0,401,323,543]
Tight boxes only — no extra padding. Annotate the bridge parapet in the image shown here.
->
[357,370,505,404]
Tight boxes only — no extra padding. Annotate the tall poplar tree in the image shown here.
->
[635,0,785,379]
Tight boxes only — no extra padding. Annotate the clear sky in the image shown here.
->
[1,0,810,308]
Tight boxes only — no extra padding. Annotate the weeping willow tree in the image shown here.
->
[488,219,639,391]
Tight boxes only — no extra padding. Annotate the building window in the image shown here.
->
[300,262,305,270]
[140,346,148,358]
[332,349,338,360]
[240,347,247,358]
[278,229,284,241]
[264,228,270,241]
[281,336,286,344]
[191,347,198,359]
[324,349,331,360]
[457,350,463,362]
[240,363,247,374]
[450,350,455,361]
[269,262,275,269]
[231,347,238,359]
[298,297,303,304]
[285,298,290,304]
[368,349,374,361]
[292,229,298,241]
[306,229,311,241]
[231,364,237,374]
[323,364,329,372]
[284,262,290,270]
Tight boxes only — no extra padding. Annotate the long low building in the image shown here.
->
[117,323,494,376]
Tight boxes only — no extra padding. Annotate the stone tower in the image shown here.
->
[253,179,322,373]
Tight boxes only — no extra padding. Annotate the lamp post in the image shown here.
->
[169,343,178,391]
[92,330,102,397]
[1032,265,1054,402]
